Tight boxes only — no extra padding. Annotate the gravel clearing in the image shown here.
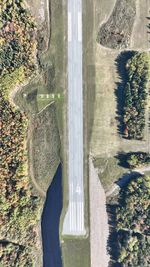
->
[89,157,110,267]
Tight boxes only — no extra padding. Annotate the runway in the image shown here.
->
[63,0,85,235]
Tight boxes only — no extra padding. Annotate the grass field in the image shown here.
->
[62,239,90,267]
[131,0,150,50]
[93,157,126,191]
[29,103,60,192]
[88,2,150,266]
[89,0,150,190]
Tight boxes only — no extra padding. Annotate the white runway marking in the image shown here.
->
[78,12,82,42]
[68,12,72,42]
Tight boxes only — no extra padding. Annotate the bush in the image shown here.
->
[127,152,150,168]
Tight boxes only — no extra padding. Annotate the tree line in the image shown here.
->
[123,52,150,139]
[0,1,40,266]
[116,175,150,266]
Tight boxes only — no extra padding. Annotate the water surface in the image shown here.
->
[41,164,63,267]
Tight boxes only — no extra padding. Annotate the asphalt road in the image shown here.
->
[63,0,85,235]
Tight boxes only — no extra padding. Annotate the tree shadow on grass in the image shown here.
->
[115,152,129,168]
[116,171,143,188]
[115,151,149,170]
[114,51,136,136]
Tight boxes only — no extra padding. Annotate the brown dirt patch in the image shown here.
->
[97,0,136,49]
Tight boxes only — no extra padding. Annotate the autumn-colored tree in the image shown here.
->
[0,1,40,266]
[116,175,150,266]
[123,52,150,139]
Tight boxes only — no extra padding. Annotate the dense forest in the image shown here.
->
[0,0,41,266]
[116,175,150,266]
[123,52,150,139]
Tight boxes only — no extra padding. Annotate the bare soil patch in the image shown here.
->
[97,0,136,49]
[89,158,110,267]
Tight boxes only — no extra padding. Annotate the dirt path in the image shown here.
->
[89,157,110,267]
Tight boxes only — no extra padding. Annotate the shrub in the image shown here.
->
[127,152,150,168]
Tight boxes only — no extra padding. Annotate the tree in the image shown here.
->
[122,52,150,140]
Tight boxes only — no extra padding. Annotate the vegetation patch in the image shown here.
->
[116,175,150,266]
[30,103,60,192]
[116,152,150,169]
[122,52,150,139]
[0,0,37,79]
[93,157,126,191]
[97,0,136,49]
[0,0,41,266]
[0,242,34,267]
[127,152,150,169]
[0,96,41,244]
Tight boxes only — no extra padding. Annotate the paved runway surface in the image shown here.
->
[63,0,85,235]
